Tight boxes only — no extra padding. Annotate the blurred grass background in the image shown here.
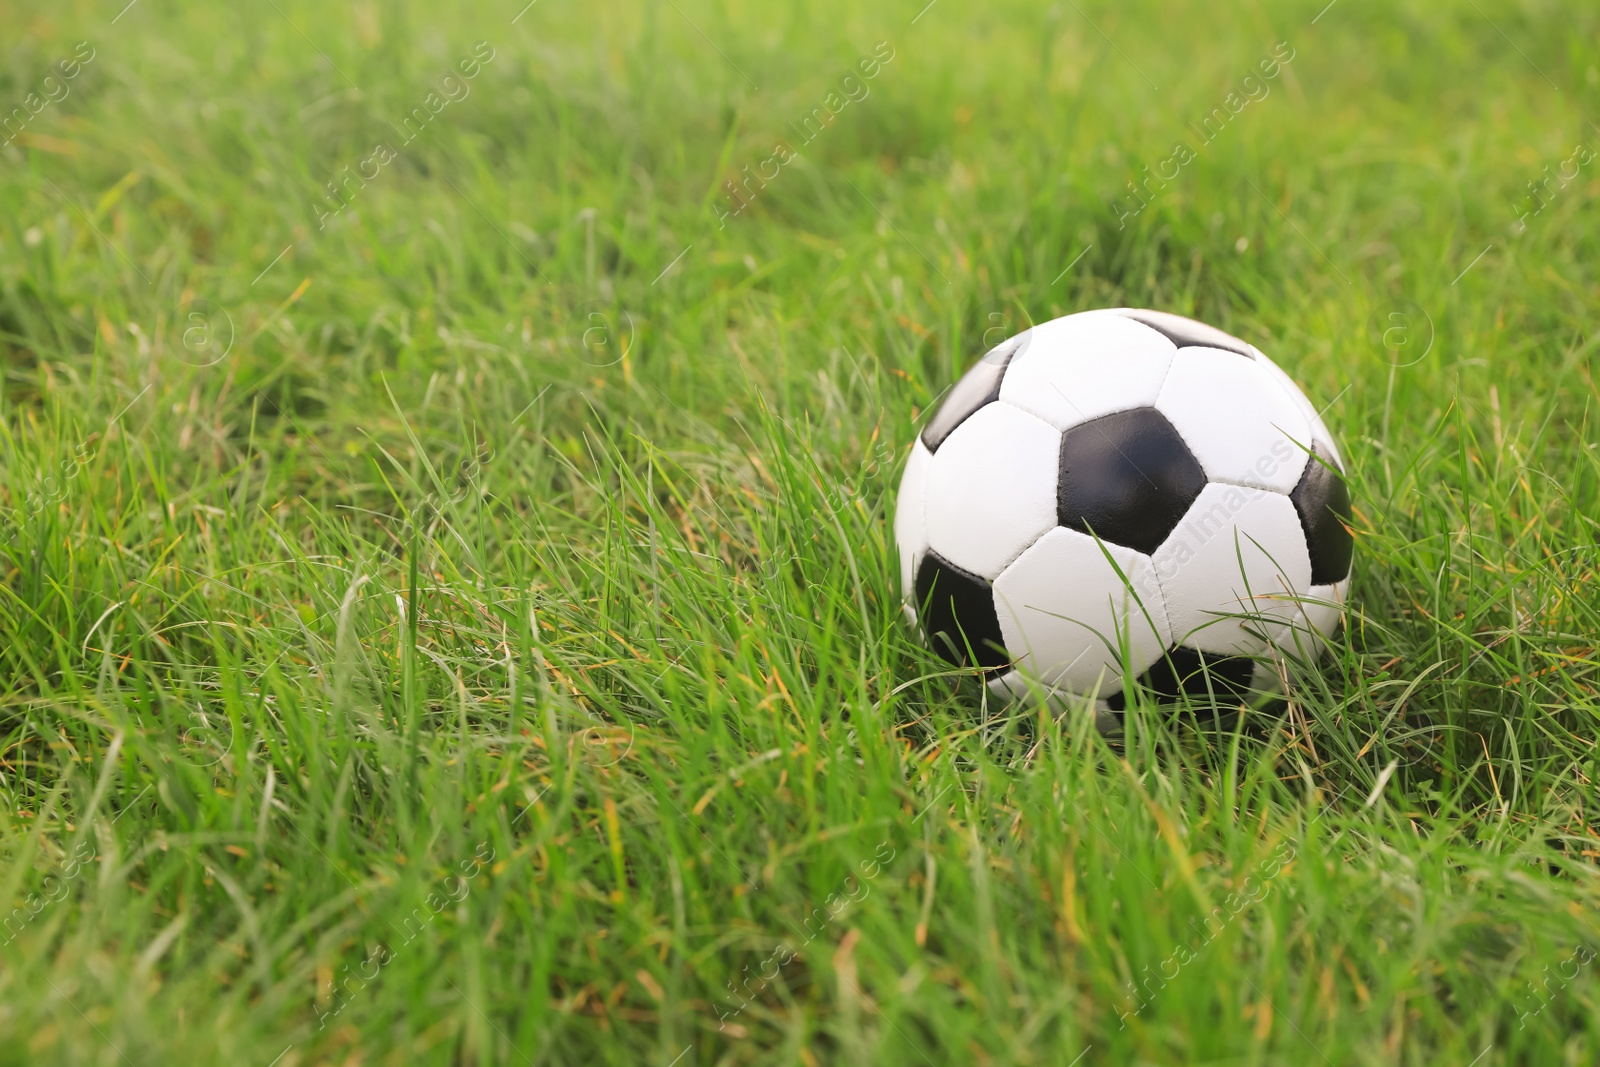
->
[1,0,1599,1062]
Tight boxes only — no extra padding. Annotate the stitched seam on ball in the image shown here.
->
[1084,538,1170,688]
[1149,362,1198,466]
[1208,476,1295,495]
[1119,316,1184,361]
[992,398,1065,436]
[1006,394,1164,434]
[1121,559,1174,659]
[1149,540,1205,650]
[987,523,1054,581]
[1142,552,1186,653]
[983,402,1063,578]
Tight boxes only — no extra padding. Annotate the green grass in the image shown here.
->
[2,0,1599,1062]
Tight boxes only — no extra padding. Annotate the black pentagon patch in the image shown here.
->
[1116,309,1257,359]
[1105,646,1256,710]
[1057,408,1207,556]
[913,551,1009,672]
[1290,441,1353,585]
[920,332,1029,452]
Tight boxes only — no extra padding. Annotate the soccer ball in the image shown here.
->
[894,308,1352,718]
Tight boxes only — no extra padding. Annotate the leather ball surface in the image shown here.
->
[895,308,1353,714]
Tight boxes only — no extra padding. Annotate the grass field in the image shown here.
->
[3,0,1599,1062]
